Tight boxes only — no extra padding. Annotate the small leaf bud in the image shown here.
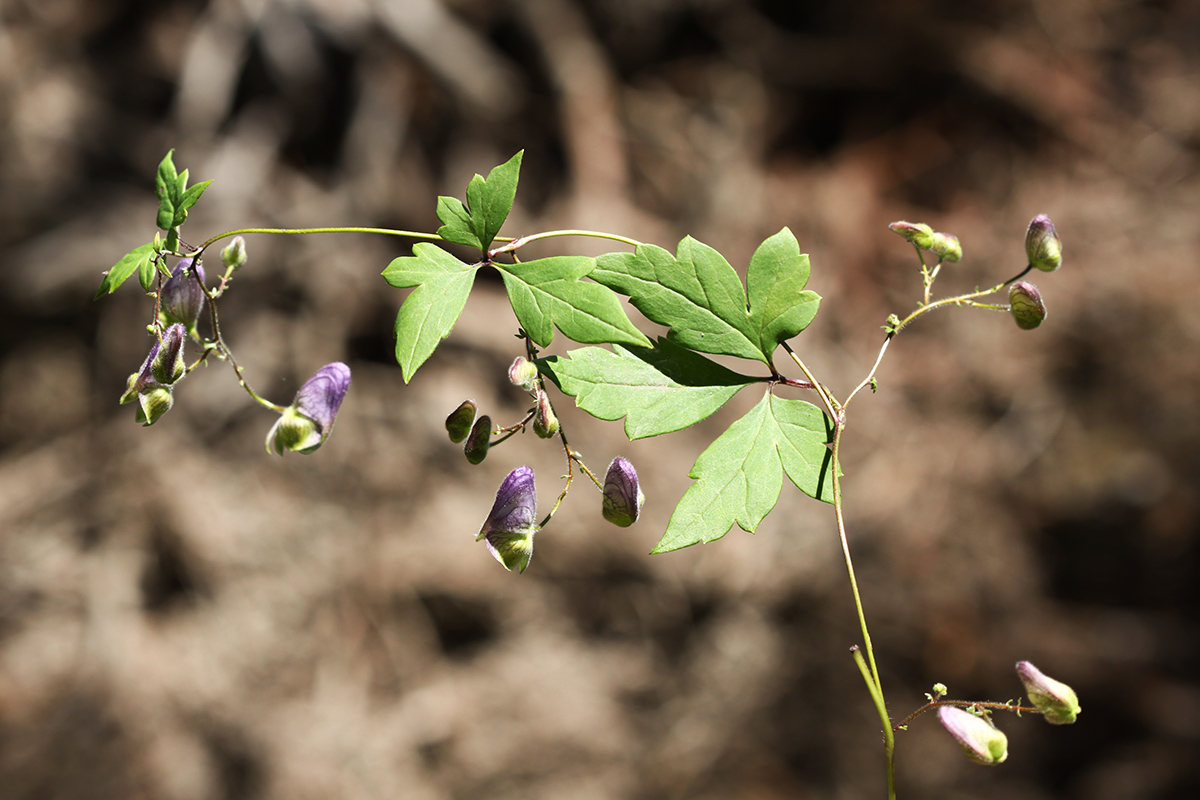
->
[929,232,962,262]
[476,466,538,573]
[151,324,187,384]
[136,385,174,427]
[1025,214,1062,272]
[532,389,559,439]
[464,415,492,464]
[160,258,206,335]
[888,221,935,249]
[508,356,538,390]
[1016,661,1080,725]
[602,457,644,527]
[221,236,248,270]
[1009,281,1047,330]
[937,706,1008,765]
[265,362,351,455]
[445,400,478,443]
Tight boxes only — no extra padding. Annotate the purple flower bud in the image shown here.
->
[221,236,247,270]
[446,399,478,443]
[120,340,175,426]
[602,457,643,527]
[929,232,962,262]
[151,324,187,384]
[265,362,351,455]
[464,415,492,464]
[508,356,538,390]
[888,221,935,250]
[1009,281,1047,330]
[1025,214,1062,272]
[476,466,539,572]
[1016,661,1080,725]
[532,389,559,439]
[937,706,1008,765]
[160,258,206,335]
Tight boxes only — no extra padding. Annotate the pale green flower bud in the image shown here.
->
[938,706,1008,765]
[532,389,559,438]
[1016,661,1080,725]
[1009,281,1047,330]
[508,356,538,390]
[221,236,248,270]
[464,415,491,464]
[151,324,186,385]
[446,400,478,443]
[1025,214,1062,272]
[136,385,174,427]
[929,232,962,262]
[888,221,935,249]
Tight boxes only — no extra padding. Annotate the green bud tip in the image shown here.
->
[1016,661,1080,725]
[929,232,962,262]
[445,399,478,443]
[888,221,935,250]
[136,385,174,427]
[464,415,492,465]
[1025,214,1062,272]
[532,390,559,439]
[1009,281,1047,330]
[221,236,248,270]
[508,356,538,391]
[938,706,1008,765]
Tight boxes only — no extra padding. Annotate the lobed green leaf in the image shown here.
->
[746,228,821,356]
[651,393,835,553]
[436,196,483,249]
[539,339,756,439]
[466,150,522,251]
[95,242,156,299]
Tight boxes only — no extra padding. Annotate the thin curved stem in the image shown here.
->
[893,699,1041,733]
[190,226,451,256]
[489,229,642,257]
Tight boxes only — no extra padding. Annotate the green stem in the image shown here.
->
[190,226,450,256]
[852,647,896,800]
[489,229,642,256]
[893,699,1040,732]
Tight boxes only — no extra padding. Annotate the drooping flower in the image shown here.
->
[1025,214,1062,272]
[532,389,559,439]
[265,362,351,455]
[929,231,962,262]
[120,341,174,426]
[937,706,1008,765]
[602,457,644,527]
[1016,661,1081,725]
[508,356,538,390]
[888,221,935,250]
[160,258,206,336]
[476,466,539,573]
[1009,281,1047,330]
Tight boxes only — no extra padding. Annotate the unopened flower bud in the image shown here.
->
[265,362,351,455]
[1009,281,1047,330]
[136,385,174,427]
[464,415,492,464]
[1016,661,1080,725]
[446,400,478,443]
[508,356,538,390]
[221,236,248,270]
[1025,214,1062,272]
[929,232,962,262]
[532,390,559,438]
[160,258,206,335]
[476,466,538,572]
[602,457,644,527]
[938,706,1008,765]
[888,221,935,250]
[151,324,186,384]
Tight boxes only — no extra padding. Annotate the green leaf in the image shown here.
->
[155,150,180,231]
[138,249,158,290]
[94,242,156,299]
[383,243,480,382]
[539,339,757,439]
[746,228,821,355]
[436,196,482,249]
[651,393,835,553]
[177,179,213,222]
[466,150,522,250]
[434,151,524,252]
[495,256,651,349]
[591,238,764,363]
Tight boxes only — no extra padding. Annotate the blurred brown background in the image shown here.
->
[2,0,1198,797]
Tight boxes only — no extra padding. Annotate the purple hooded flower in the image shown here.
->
[120,340,174,426]
[1016,661,1080,725]
[602,457,643,527]
[151,323,187,384]
[160,257,207,335]
[265,362,351,455]
[476,466,538,573]
[937,706,1008,765]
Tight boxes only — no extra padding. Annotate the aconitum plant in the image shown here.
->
[96,150,1078,798]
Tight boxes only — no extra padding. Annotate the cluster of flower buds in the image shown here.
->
[937,661,1078,766]
[265,362,352,454]
[119,323,188,426]
[888,221,961,261]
